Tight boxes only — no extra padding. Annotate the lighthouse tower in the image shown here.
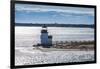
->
[41,25,49,48]
[40,25,52,48]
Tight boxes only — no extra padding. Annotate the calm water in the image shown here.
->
[15,26,94,47]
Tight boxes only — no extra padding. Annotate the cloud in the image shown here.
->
[15,4,94,16]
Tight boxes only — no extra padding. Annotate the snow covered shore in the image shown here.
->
[15,47,94,65]
[15,27,94,65]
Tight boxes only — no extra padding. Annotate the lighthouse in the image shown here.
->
[40,25,52,48]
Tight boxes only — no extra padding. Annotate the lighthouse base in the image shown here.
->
[41,44,52,48]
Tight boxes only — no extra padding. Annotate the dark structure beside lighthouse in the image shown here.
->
[40,25,52,48]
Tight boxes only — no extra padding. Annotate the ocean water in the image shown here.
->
[15,26,94,47]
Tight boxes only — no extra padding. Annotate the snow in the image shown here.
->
[15,47,94,65]
[15,27,94,65]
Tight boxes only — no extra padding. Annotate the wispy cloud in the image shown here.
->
[15,4,94,16]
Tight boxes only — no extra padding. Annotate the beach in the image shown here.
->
[15,47,94,65]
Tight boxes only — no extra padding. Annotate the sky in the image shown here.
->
[15,4,94,24]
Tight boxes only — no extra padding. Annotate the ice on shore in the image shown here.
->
[15,47,94,65]
[15,27,94,65]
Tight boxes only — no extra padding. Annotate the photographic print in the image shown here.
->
[11,1,96,68]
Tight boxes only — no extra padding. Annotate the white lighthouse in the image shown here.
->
[40,25,52,48]
[41,25,49,47]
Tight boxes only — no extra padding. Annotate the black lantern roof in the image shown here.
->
[41,30,48,33]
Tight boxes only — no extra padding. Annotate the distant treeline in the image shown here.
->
[15,23,94,28]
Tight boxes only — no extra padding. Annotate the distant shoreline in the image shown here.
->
[15,23,94,28]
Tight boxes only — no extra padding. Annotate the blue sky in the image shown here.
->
[15,4,94,24]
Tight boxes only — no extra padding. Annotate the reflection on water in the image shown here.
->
[15,26,94,47]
